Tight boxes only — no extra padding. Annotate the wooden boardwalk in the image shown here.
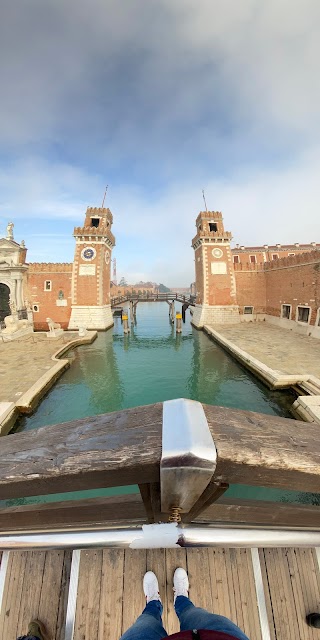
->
[0,547,319,640]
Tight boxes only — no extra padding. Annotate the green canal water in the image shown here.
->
[11,303,319,507]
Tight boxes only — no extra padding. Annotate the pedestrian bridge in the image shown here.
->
[0,400,319,639]
[111,292,196,307]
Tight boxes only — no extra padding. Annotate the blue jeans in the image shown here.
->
[120,596,250,639]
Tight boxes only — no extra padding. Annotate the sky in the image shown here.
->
[0,0,320,286]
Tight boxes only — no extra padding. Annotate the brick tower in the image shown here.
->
[191,210,239,327]
[68,206,115,330]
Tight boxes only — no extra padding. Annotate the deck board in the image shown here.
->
[0,550,70,640]
[1,547,320,639]
[260,548,320,640]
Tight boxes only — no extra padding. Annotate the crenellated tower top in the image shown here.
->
[74,206,115,248]
[192,211,232,249]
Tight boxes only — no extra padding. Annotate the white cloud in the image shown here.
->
[1,1,320,285]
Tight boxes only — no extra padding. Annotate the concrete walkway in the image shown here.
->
[204,322,320,425]
[0,331,97,434]
[210,323,320,378]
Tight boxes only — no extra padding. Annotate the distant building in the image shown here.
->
[191,210,320,338]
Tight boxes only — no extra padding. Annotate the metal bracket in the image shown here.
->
[160,398,217,514]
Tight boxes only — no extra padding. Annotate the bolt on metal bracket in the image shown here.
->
[160,398,217,514]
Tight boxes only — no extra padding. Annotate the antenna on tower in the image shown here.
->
[202,189,208,212]
[102,185,108,208]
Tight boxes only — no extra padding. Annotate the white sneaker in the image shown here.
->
[173,567,189,602]
[143,571,161,604]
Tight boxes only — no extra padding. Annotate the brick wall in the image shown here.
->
[265,251,320,325]
[234,269,267,314]
[27,263,73,330]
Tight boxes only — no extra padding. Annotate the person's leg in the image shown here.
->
[173,568,250,640]
[120,571,168,640]
[17,619,49,640]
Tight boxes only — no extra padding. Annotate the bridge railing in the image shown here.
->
[0,401,318,533]
[111,292,194,306]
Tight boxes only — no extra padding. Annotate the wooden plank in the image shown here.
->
[0,403,319,500]
[138,483,154,523]
[0,550,28,639]
[38,550,71,640]
[0,550,70,640]
[0,495,318,533]
[204,403,320,491]
[73,549,103,640]
[122,549,147,634]
[261,548,301,640]
[0,494,146,532]
[187,548,213,611]
[98,549,125,640]
[165,548,187,635]
[258,550,277,640]
[198,498,320,528]
[239,548,263,640]
[207,548,262,640]
[17,550,47,635]
[55,551,72,640]
[147,549,168,629]
[138,482,162,523]
[0,403,163,499]
[207,549,234,621]
[288,549,320,639]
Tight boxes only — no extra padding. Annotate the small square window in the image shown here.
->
[249,255,256,264]
[32,304,39,312]
[44,280,52,291]
[233,255,240,264]
[297,306,310,323]
[209,222,217,232]
[282,304,291,319]
[244,306,254,314]
[272,254,279,260]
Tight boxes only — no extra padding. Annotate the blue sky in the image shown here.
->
[1,0,320,286]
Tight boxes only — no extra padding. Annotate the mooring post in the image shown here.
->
[123,312,130,334]
[176,312,182,333]
[169,301,175,324]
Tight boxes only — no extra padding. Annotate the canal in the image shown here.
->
[18,303,292,430]
[12,303,319,507]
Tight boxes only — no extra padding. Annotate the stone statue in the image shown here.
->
[46,317,64,338]
[20,240,25,248]
[9,294,17,313]
[1,314,33,340]
[78,324,88,337]
[6,222,14,241]
[47,317,61,332]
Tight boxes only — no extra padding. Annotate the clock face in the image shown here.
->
[105,250,110,265]
[212,248,223,258]
[81,247,96,261]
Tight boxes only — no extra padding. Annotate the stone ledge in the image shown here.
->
[1,331,98,434]
[0,402,18,436]
[203,324,320,426]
